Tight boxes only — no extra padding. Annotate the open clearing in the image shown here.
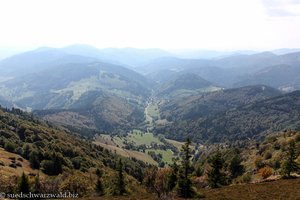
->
[94,130,179,166]
[0,148,40,177]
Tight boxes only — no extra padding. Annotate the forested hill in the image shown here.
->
[156,87,300,143]
[0,106,148,186]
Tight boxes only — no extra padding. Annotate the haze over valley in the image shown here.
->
[1,0,300,199]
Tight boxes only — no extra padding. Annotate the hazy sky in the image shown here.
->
[0,0,300,50]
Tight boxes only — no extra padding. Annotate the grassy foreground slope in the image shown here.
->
[201,178,300,200]
[81,178,300,200]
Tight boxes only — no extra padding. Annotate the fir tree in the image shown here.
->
[29,150,40,169]
[168,160,178,191]
[207,150,226,188]
[96,168,103,178]
[95,178,104,196]
[229,150,244,179]
[52,153,63,175]
[18,172,30,196]
[177,138,195,198]
[116,158,126,195]
[281,140,300,178]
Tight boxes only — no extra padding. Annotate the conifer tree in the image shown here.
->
[177,138,195,198]
[116,158,126,195]
[229,150,244,179]
[168,160,178,191]
[95,178,104,196]
[52,152,63,175]
[281,140,300,177]
[207,150,226,188]
[96,168,103,178]
[29,150,40,169]
[18,172,30,195]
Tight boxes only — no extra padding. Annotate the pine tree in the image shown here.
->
[168,161,178,191]
[18,172,30,195]
[116,158,126,195]
[207,150,226,188]
[281,140,300,178]
[52,153,63,175]
[29,150,40,169]
[229,150,244,179]
[96,168,103,178]
[95,178,104,196]
[177,138,195,198]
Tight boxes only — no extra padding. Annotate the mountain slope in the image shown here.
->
[0,106,152,197]
[0,47,153,134]
[34,91,145,135]
[234,64,300,91]
[156,73,218,98]
[0,61,151,108]
[0,107,147,175]
[155,85,297,142]
[160,85,281,120]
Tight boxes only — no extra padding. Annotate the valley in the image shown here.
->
[2,0,300,198]
[0,45,300,199]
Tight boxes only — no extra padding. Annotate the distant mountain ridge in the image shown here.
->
[141,51,300,90]
[61,44,174,67]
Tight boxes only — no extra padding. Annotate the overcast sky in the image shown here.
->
[0,0,299,51]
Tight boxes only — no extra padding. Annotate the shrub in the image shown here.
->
[235,173,252,184]
[9,163,17,168]
[254,156,264,169]
[264,151,272,160]
[295,133,300,142]
[258,166,273,179]
[4,141,17,153]
[71,157,82,170]
[8,157,16,161]
[60,171,94,197]
[29,151,40,169]
[41,153,63,175]
[16,162,22,167]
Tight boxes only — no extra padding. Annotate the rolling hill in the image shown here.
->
[154,85,300,143]
[0,47,154,134]
[156,73,219,98]
[234,64,300,91]
[34,91,145,135]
